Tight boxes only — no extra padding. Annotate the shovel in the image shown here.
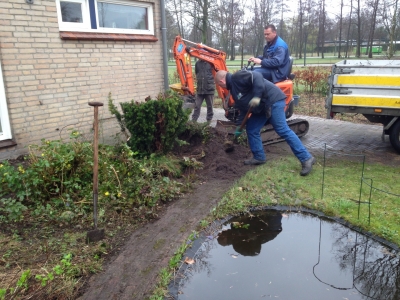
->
[86,101,105,243]
[224,107,252,152]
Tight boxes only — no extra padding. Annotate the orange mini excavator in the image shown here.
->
[170,36,309,145]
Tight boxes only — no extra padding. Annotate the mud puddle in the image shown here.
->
[168,210,399,299]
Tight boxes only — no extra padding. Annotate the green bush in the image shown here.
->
[0,130,94,222]
[109,91,191,157]
[0,131,184,223]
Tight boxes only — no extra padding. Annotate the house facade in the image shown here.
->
[0,0,166,161]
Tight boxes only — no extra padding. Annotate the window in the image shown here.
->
[0,62,12,141]
[56,0,154,35]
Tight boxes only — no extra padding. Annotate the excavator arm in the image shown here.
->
[171,36,236,118]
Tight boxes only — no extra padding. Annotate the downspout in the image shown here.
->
[160,0,169,91]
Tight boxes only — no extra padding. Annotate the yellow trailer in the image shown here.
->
[326,60,400,153]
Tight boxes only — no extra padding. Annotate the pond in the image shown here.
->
[168,209,399,299]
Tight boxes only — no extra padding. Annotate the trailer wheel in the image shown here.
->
[285,101,294,119]
[389,119,400,154]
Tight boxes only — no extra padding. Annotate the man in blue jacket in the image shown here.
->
[214,69,315,176]
[248,24,291,83]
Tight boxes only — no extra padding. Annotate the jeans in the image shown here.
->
[253,67,273,81]
[192,94,214,121]
[246,99,312,162]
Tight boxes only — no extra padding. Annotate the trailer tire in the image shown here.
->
[389,119,400,154]
[285,101,294,119]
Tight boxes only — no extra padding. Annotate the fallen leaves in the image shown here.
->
[184,257,195,264]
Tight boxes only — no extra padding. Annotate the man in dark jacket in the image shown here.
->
[214,69,315,176]
[192,60,215,122]
[248,24,291,83]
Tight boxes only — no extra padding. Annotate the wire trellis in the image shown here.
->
[321,143,400,225]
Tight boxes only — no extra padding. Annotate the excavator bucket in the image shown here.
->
[169,83,185,95]
[169,83,196,109]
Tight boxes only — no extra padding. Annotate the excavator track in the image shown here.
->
[260,118,309,145]
[215,118,309,145]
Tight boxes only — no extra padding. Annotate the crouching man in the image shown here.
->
[214,69,315,176]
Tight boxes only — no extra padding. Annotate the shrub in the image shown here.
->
[109,92,191,157]
[293,66,330,94]
[0,131,184,223]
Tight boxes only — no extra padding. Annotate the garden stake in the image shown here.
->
[86,101,105,243]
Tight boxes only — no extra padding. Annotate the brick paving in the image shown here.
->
[195,107,400,166]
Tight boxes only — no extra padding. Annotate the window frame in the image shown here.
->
[0,62,12,141]
[55,0,154,35]
[56,0,91,31]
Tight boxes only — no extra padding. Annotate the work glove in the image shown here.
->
[249,97,261,108]
[234,126,243,139]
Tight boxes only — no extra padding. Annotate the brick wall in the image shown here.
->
[0,0,165,160]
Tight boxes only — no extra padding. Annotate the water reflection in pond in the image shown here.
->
[168,210,399,299]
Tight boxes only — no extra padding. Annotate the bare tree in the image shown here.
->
[248,0,282,57]
[380,0,399,58]
[179,0,215,44]
[285,12,300,56]
[237,0,251,66]
[211,0,238,53]
[317,0,327,58]
[166,0,186,38]
[345,0,354,58]
[165,9,181,59]
[227,0,243,60]
[389,0,400,57]
[338,0,345,57]
[295,0,304,59]
[356,0,362,57]
[366,0,380,58]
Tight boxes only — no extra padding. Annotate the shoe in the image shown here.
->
[300,156,315,176]
[244,158,266,165]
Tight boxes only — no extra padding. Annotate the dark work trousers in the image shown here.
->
[191,94,214,122]
[253,67,273,82]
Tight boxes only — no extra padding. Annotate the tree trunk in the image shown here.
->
[388,0,399,58]
[202,0,209,43]
[367,0,379,58]
[356,0,361,57]
[345,0,353,58]
[338,0,344,58]
[230,0,235,60]
[320,0,326,59]
[298,0,304,59]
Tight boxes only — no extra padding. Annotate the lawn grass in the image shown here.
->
[210,156,400,245]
